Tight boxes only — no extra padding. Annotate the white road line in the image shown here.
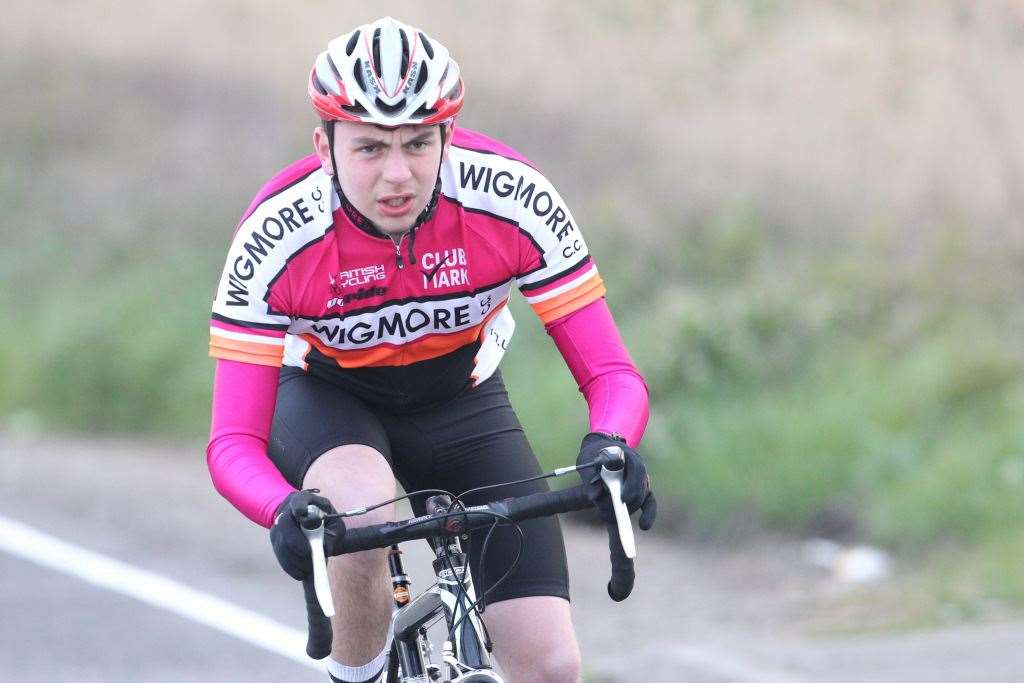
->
[0,514,322,671]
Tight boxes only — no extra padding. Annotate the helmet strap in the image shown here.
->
[324,120,345,208]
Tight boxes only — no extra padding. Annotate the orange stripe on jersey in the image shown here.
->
[302,335,406,367]
[303,302,508,368]
[530,275,606,324]
[209,337,284,367]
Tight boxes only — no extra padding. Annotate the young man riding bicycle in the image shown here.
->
[207,17,655,682]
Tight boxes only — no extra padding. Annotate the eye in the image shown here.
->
[357,143,382,154]
[406,139,429,151]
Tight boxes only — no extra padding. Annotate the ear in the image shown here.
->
[313,126,333,175]
[441,121,455,161]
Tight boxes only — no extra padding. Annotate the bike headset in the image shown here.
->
[309,16,465,266]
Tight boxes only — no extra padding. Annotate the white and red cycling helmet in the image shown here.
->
[309,17,464,126]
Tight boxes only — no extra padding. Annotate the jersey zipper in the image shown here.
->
[387,232,409,376]
[391,233,406,269]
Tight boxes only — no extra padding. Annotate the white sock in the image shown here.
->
[325,636,392,683]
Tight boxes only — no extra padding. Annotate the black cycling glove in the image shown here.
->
[576,432,657,530]
[270,489,338,581]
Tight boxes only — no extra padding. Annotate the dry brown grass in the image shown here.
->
[4,1,1023,256]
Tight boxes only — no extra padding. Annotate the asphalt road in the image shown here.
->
[1,434,1021,682]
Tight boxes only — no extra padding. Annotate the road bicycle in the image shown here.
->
[298,446,638,682]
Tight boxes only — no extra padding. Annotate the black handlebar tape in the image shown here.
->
[605,521,635,602]
[332,521,424,554]
[330,486,594,555]
[302,578,333,660]
[322,484,634,603]
[497,485,592,522]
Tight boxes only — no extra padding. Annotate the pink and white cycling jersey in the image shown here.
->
[210,128,605,409]
[207,127,650,527]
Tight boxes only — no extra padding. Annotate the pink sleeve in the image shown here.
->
[546,298,650,447]
[207,358,296,528]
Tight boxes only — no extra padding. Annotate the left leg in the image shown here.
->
[380,371,581,682]
[482,596,582,683]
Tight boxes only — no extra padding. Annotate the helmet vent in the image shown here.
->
[345,30,360,57]
[410,103,437,120]
[413,64,429,94]
[419,33,434,59]
[375,97,406,115]
[343,102,369,116]
[352,59,367,93]
[326,53,344,85]
[399,30,410,79]
[372,28,384,78]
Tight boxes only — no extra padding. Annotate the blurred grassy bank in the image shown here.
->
[3,0,1024,621]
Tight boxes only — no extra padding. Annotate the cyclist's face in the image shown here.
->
[315,121,447,235]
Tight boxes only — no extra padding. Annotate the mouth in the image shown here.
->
[377,194,415,217]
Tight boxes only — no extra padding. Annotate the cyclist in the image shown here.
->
[207,17,655,683]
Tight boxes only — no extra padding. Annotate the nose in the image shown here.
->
[381,144,413,185]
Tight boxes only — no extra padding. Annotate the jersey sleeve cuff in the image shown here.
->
[209,328,286,367]
[527,275,606,324]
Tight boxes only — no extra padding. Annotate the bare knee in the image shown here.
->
[499,644,581,683]
[327,502,393,584]
[484,596,581,682]
[532,646,581,683]
[303,444,395,508]
[325,505,392,597]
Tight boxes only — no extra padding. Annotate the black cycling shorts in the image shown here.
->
[267,366,570,604]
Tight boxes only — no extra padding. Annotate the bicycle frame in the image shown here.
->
[385,531,501,683]
[385,540,499,683]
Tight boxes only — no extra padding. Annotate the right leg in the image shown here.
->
[266,368,399,681]
[303,445,396,673]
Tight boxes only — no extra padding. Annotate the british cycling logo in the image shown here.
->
[329,265,386,293]
[420,247,469,290]
[327,265,387,308]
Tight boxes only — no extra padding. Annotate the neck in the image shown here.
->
[332,175,442,240]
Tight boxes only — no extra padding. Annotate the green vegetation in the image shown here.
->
[1,246,216,434]
[7,176,1020,616]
